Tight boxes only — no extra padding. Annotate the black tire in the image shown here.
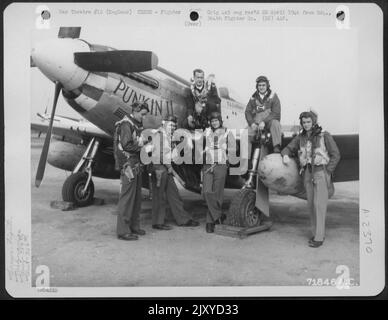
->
[62,172,94,207]
[227,188,263,227]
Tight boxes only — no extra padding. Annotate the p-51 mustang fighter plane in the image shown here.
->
[31,27,359,227]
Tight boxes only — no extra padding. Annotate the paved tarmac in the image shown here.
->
[31,136,359,288]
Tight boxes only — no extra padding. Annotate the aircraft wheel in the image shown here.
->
[62,172,94,207]
[226,188,263,227]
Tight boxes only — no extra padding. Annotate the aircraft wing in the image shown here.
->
[31,114,111,143]
[282,133,359,182]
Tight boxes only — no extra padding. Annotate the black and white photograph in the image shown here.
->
[3,2,385,297]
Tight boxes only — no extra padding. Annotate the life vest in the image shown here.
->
[191,84,208,104]
[113,116,141,170]
[204,127,228,164]
[298,133,330,167]
[251,90,275,110]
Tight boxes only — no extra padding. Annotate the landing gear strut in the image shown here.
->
[244,147,262,189]
[62,138,100,207]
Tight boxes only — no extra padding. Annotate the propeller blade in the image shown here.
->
[58,27,81,39]
[35,82,62,187]
[74,50,158,73]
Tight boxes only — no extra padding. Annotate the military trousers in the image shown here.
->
[116,170,142,236]
[303,168,330,242]
[151,168,192,225]
[202,164,228,223]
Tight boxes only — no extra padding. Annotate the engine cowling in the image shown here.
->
[47,140,86,171]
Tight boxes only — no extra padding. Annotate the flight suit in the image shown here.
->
[281,129,340,241]
[114,116,144,236]
[245,90,282,154]
[202,127,228,223]
[150,128,193,225]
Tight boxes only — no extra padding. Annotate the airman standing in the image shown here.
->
[202,112,228,233]
[281,111,340,247]
[150,115,200,230]
[114,101,150,241]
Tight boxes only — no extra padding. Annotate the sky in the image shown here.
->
[30,9,361,134]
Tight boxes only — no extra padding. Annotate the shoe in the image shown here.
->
[152,224,173,230]
[206,223,215,233]
[180,219,200,227]
[308,239,324,248]
[131,228,146,236]
[118,233,138,241]
[273,145,281,153]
